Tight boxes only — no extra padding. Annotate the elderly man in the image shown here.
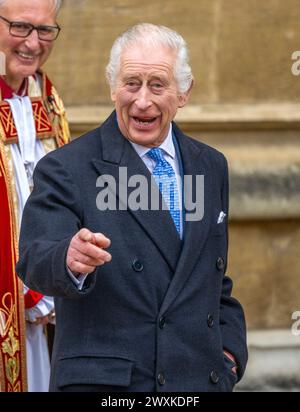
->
[17,23,247,392]
[0,0,69,392]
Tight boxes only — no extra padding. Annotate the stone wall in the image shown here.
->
[46,0,300,105]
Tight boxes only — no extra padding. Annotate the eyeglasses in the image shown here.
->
[0,15,61,41]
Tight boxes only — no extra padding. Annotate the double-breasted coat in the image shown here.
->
[17,112,247,392]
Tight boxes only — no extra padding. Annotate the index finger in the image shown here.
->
[93,233,111,249]
[77,228,95,243]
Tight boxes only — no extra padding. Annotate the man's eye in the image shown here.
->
[126,82,139,88]
[12,22,31,31]
[151,83,163,89]
[150,83,164,92]
[38,26,54,34]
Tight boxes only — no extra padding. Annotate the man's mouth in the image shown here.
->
[132,116,158,125]
[16,51,38,61]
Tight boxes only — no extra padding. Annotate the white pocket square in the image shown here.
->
[217,211,226,224]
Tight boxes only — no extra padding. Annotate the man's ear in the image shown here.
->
[178,80,194,108]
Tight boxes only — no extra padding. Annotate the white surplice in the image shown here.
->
[6,95,53,392]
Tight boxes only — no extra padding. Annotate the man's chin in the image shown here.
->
[13,58,39,73]
[19,63,39,74]
[127,133,163,148]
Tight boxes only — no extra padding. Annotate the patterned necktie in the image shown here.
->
[147,147,181,234]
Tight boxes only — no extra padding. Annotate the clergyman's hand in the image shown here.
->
[28,313,53,326]
[66,228,112,275]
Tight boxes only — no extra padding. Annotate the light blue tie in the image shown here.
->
[147,147,181,234]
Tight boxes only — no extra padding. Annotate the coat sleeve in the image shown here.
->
[16,152,97,298]
[219,155,248,381]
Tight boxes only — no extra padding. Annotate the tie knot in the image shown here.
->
[147,147,174,178]
[147,147,165,163]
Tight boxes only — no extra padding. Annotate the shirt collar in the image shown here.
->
[130,124,175,159]
[0,76,29,99]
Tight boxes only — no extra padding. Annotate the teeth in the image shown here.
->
[17,52,35,60]
[134,117,155,125]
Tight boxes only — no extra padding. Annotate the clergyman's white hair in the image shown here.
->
[0,0,62,15]
[106,23,193,94]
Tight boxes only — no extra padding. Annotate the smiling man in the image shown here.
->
[17,23,247,392]
[0,0,57,90]
[0,0,69,392]
[110,44,189,148]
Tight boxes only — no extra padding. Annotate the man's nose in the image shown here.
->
[24,29,41,50]
[135,86,152,110]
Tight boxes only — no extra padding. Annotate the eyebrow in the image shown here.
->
[149,75,168,83]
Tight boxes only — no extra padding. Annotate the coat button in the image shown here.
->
[157,373,166,386]
[207,314,214,328]
[159,317,166,329]
[216,257,225,271]
[210,370,219,384]
[132,259,144,272]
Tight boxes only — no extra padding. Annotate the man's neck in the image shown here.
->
[3,73,25,90]
[0,75,28,99]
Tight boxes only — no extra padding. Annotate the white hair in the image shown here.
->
[0,0,62,15]
[106,23,193,94]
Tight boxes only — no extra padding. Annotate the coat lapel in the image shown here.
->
[159,123,213,315]
[91,112,182,272]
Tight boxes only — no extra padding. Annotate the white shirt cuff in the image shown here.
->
[67,266,89,290]
[25,296,54,322]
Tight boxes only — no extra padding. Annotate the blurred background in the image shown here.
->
[45,0,300,391]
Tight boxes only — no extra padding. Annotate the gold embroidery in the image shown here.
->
[4,145,19,231]
[0,103,17,138]
[32,100,53,134]
[47,86,70,147]
[0,99,55,144]
[0,132,27,392]
[2,326,20,389]
[0,293,14,338]
[2,327,19,359]
[5,354,20,386]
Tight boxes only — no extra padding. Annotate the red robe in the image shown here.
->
[0,73,69,392]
